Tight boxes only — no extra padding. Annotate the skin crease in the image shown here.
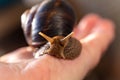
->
[0,14,115,80]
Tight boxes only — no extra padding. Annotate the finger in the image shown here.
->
[79,19,115,71]
[73,14,101,40]
[81,19,115,57]
[64,18,115,79]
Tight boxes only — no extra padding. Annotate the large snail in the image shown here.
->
[21,0,82,60]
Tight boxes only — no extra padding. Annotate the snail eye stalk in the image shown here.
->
[39,32,54,44]
[61,32,73,42]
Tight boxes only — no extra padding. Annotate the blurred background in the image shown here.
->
[0,0,119,80]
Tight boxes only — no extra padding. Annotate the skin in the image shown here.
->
[0,14,115,80]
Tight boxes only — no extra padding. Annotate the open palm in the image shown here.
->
[0,14,114,80]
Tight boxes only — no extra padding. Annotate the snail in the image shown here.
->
[21,0,82,59]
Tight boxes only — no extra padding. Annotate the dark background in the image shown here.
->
[0,0,119,80]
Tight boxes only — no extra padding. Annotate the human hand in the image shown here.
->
[0,14,115,80]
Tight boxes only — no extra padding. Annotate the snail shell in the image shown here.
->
[21,0,76,47]
[21,0,82,59]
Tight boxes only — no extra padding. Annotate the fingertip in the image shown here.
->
[73,13,101,39]
[81,18,115,54]
[102,19,115,35]
[78,13,101,30]
[103,19,115,40]
[92,18,115,41]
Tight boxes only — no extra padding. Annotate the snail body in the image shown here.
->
[35,32,81,59]
[21,0,82,59]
